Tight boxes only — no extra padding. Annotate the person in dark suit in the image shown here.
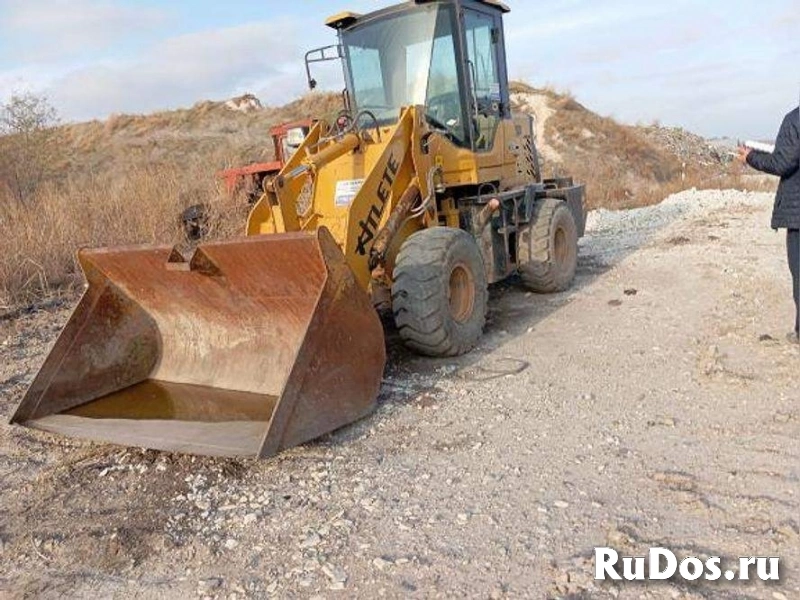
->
[737,106,800,341]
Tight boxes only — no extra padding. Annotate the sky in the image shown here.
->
[0,0,798,139]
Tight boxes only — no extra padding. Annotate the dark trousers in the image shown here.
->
[788,229,799,333]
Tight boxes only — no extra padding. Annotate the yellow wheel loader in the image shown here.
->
[10,0,586,458]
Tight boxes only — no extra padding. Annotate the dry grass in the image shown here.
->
[567,152,775,211]
[0,92,345,311]
[59,92,343,176]
[0,87,777,311]
[0,165,246,310]
[545,94,682,209]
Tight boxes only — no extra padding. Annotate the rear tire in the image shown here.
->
[392,228,487,357]
[519,198,578,293]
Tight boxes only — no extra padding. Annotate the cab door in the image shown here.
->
[462,6,509,153]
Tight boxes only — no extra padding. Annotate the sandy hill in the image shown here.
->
[52,82,734,209]
[509,82,733,208]
[0,83,764,309]
[57,93,344,177]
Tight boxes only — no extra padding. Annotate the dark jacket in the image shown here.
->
[746,107,800,229]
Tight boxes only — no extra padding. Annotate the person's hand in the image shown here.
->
[736,145,752,165]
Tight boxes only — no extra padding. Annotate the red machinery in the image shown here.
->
[217,119,314,203]
[182,119,315,240]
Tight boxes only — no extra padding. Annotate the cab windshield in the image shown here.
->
[342,5,466,144]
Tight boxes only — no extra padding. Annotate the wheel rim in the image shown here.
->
[554,226,568,265]
[448,263,475,323]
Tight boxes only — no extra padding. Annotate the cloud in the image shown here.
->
[46,19,315,120]
[772,6,800,29]
[0,0,169,61]
[565,54,797,138]
[571,21,709,65]
[507,1,670,41]
[0,66,56,94]
[2,0,797,137]
[507,0,800,137]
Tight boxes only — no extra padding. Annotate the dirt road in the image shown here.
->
[1,189,798,599]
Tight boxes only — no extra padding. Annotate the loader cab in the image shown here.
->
[325,0,511,152]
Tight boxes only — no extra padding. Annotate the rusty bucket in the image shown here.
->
[9,228,386,457]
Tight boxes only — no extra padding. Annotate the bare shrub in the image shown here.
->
[0,93,63,205]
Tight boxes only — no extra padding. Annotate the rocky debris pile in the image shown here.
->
[224,94,263,114]
[587,188,769,235]
[584,188,771,261]
[641,125,729,168]
[706,136,739,153]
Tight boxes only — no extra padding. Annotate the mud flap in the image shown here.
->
[9,228,386,458]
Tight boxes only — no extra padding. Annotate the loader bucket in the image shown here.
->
[9,228,386,458]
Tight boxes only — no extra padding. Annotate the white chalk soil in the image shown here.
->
[511,92,562,164]
[0,189,798,599]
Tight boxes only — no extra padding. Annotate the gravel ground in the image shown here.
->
[0,189,798,599]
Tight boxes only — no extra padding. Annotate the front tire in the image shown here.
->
[392,228,487,357]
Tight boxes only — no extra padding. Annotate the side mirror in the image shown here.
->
[305,45,344,93]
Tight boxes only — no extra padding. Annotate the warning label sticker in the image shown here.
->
[334,179,365,207]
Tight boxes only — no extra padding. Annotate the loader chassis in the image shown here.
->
[217,119,313,203]
[253,0,586,290]
[10,0,586,458]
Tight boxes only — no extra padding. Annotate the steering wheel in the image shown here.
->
[426,91,462,130]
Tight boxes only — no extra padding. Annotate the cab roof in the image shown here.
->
[325,0,509,30]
